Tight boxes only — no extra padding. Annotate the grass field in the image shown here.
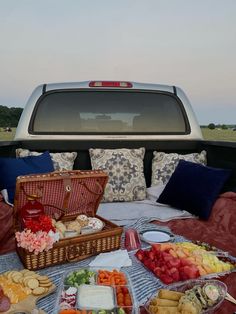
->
[0,128,16,141]
[201,128,236,141]
[0,127,236,141]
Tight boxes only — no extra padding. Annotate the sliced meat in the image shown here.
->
[0,287,4,298]
[0,295,11,312]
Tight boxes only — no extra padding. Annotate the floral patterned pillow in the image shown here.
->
[151,150,207,186]
[89,148,146,202]
[16,148,77,171]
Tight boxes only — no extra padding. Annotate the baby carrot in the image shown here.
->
[59,310,77,314]
[98,269,127,286]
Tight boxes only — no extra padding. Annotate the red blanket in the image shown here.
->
[155,191,236,314]
[0,195,15,254]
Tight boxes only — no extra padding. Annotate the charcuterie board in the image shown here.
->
[0,269,56,314]
[6,283,56,314]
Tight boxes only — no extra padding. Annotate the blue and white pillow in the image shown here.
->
[89,148,146,202]
[16,148,77,171]
[151,150,207,186]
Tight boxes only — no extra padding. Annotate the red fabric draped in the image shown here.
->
[154,191,236,314]
[0,195,15,254]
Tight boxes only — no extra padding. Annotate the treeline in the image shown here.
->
[201,123,236,130]
[0,105,23,127]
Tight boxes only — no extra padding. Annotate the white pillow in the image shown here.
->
[89,148,146,202]
[16,148,77,171]
[151,150,207,186]
[146,184,166,202]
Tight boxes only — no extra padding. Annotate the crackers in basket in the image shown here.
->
[0,269,53,304]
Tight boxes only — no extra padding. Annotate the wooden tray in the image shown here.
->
[6,283,56,314]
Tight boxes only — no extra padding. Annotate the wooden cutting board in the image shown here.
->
[5,283,56,314]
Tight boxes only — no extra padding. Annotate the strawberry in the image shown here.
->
[183,265,200,279]
[168,267,178,274]
[179,267,189,281]
[180,258,193,267]
[159,274,174,285]
[154,267,162,277]
[160,265,167,273]
[151,243,161,252]
[135,249,145,261]
[148,251,155,261]
[168,258,181,268]
[144,260,151,268]
[148,261,156,271]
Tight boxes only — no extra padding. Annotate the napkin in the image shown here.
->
[89,249,132,269]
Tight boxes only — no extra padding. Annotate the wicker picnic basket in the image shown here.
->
[13,170,123,270]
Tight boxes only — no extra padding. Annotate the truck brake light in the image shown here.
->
[89,81,133,88]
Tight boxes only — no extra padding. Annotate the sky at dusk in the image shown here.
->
[0,0,235,125]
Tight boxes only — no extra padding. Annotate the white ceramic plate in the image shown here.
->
[140,230,174,244]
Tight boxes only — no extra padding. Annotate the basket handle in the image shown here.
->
[20,185,44,199]
[42,204,66,221]
[77,180,105,196]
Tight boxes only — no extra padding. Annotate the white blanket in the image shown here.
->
[97,199,195,226]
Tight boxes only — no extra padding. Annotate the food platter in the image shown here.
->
[0,269,55,314]
[139,229,175,244]
[135,242,236,285]
[144,279,227,314]
[56,267,137,314]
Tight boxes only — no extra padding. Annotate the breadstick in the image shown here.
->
[155,298,179,307]
[158,289,185,301]
[155,306,181,313]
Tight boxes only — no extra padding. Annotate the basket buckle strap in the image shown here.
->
[61,174,72,217]
[66,242,98,262]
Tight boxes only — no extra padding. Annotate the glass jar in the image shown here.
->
[20,195,45,228]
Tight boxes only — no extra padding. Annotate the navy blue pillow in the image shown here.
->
[0,151,54,204]
[157,160,232,220]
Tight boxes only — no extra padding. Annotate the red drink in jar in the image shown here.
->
[20,195,45,228]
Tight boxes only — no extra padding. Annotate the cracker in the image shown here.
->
[18,277,24,284]
[24,270,36,276]
[24,273,38,279]
[24,287,32,295]
[39,282,52,288]
[23,277,35,286]
[7,271,19,280]
[20,269,30,274]
[37,275,49,281]
[32,287,46,295]
[27,278,39,289]
[38,278,51,283]
[12,274,23,283]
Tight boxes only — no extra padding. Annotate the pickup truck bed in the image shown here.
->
[0,81,236,313]
[1,139,235,189]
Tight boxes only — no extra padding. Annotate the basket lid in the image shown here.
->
[14,170,108,221]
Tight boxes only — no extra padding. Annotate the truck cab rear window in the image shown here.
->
[31,91,189,134]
